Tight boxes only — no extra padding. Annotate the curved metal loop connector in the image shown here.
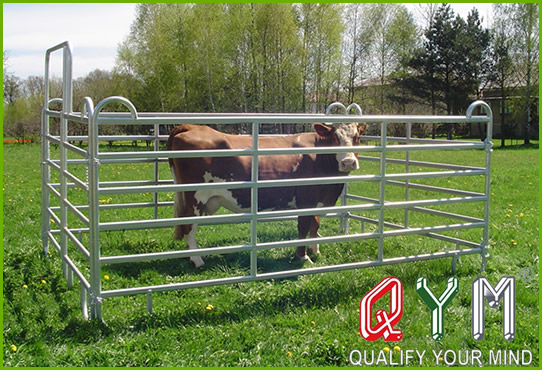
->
[81,97,95,118]
[466,100,492,119]
[93,96,139,121]
[325,102,347,115]
[346,103,362,116]
[47,98,64,110]
[466,100,493,142]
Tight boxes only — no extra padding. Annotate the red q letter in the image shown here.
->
[359,276,403,341]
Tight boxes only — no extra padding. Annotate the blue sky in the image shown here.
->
[3,3,493,79]
[3,3,137,78]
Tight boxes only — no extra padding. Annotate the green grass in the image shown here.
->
[2,140,539,366]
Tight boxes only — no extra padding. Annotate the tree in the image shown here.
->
[385,5,419,115]
[298,3,343,113]
[368,3,417,114]
[342,3,374,105]
[406,4,491,139]
[511,3,539,144]
[489,4,515,147]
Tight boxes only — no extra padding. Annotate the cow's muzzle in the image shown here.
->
[339,157,359,172]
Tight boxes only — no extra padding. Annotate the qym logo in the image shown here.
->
[359,276,516,341]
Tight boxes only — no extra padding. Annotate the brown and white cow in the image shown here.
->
[167,122,366,267]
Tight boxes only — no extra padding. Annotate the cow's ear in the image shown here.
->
[358,124,368,135]
[314,123,334,137]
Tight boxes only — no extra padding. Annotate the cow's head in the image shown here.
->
[314,122,367,172]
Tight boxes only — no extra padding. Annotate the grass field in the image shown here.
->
[2,139,539,366]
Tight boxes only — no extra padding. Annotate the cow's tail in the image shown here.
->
[167,125,189,240]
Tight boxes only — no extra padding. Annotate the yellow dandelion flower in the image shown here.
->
[287,351,292,357]
[394,346,401,352]
[383,347,390,353]
[23,284,28,289]
[104,275,110,281]
[41,279,46,284]
[10,344,17,352]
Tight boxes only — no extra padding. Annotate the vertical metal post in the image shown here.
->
[404,122,412,228]
[153,123,160,219]
[250,122,259,277]
[80,285,89,320]
[88,104,102,320]
[40,106,51,255]
[339,184,349,233]
[467,101,493,272]
[146,290,153,314]
[60,45,74,288]
[377,122,387,261]
[481,110,493,272]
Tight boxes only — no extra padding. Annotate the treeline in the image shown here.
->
[3,3,539,143]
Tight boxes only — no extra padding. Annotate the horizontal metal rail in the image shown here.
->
[98,204,381,232]
[93,114,491,126]
[358,155,485,171]
[97,196,485,232]
[386,180,485,197]
[101,246,483,298]
[362,135,481,145]
[53,201,174,212]
[97,169,485,196]
[410,206,483,223]
[385,170,486,181]
[348,214,481,249]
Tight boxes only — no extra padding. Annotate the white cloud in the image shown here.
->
[3,3,136,78]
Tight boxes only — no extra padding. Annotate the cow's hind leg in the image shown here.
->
[173,191,205,268]
[184,224,205,268]
[297,216,313,263]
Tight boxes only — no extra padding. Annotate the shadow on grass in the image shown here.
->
[492,142,539,151]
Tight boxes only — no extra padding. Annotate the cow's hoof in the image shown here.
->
[190,256,205,268]
[297,254,313,264]
[309,244,320,255]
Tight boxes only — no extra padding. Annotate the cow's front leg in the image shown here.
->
[308,216,321,256]
[297,216,313,263]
